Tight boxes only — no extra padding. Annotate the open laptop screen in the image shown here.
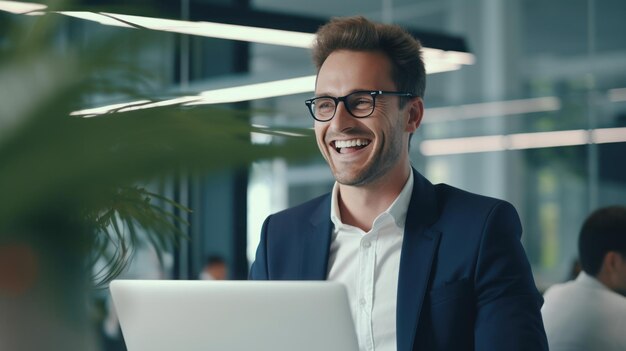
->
[110,280,358,351]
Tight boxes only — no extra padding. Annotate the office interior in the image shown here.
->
[1,0,625,350]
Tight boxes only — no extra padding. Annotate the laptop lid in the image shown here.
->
[109,280,358,351]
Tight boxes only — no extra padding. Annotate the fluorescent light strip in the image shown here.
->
[71,100,151,116]
[420,128,626,156]
[72,96,201,117]
[422,48,475,65]
[3,2,474,69]
[592,127,626,143]
[419,135,507,156]
[57,11,134,28]
[71,76,316,116]
[424,97,561,123]
[117,96,201,112]
[188,76,316,105]
[3,4,316,47]
[426,62,461,74]
[508,130,589,150]
[421,48,474,74]
[93,13,474,68]
[0,0,46,14]
[101,13,316,48]
[271,130,309,137]
[608,88,626,102]
[68,12,474,69]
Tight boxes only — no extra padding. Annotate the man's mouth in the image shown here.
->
[332,138,371,154]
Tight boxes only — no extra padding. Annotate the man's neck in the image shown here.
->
[594,269,623,295]
[337,165,411,232]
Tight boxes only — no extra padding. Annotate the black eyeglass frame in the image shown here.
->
[304,90,416,122]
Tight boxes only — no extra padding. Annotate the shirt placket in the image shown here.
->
[358,231,378,351]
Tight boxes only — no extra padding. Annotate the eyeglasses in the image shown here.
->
[304,90,415,122]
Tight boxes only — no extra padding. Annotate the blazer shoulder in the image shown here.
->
[269,192,331,224]
[430,183,521,240]
[434,183,516,215]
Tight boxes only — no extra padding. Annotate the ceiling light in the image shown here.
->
[71,76,316,116]
[420,135,507,156]
[0,0,46,14]
[608,88,626,102]
[186,76,316,105]
[64,12,473,70]
[419,127,626,156]
[71,100,152,117]
[100,13,316,48]
[424,97,561,123]
[56,11,133,28]
[592,127,626,143]
[508,130,588,150]
[117,96,201,112]
[3,3,473,72]
[422,48,475,65]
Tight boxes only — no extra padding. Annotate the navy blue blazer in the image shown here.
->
[250,169,548,351]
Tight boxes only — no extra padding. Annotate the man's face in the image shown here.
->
[207,263,227,280]
[314,50,419,186]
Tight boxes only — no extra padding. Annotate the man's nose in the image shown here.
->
[329,102,356,132]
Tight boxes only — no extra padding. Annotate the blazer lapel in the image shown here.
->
[397,169,441,351]
[300,194,333,280]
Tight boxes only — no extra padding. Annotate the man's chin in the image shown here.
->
[333,172,367,187]
[332,169,377,187]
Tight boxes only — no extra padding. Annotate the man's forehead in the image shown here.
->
[315,50,395,94]
[318,49,390,68]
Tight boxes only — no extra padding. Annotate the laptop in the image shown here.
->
[109,280,359,351]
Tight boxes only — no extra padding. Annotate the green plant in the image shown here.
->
[0,8,315,350]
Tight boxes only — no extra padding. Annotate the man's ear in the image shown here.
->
[604,251,622,273]
[405,97,424,133]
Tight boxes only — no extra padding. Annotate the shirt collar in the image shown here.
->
[577,271,617,294]
[330,170,414,230]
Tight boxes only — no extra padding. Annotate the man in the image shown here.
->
[542,205,626,351]
[250,16,547,351]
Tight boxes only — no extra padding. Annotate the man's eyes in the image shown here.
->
[351,98,373,108]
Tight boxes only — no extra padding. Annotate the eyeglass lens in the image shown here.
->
[312,92,374,120]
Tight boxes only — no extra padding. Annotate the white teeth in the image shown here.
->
[334,139,370,148]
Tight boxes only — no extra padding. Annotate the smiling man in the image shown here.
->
[250,16,548,351]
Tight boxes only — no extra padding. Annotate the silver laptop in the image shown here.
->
[109,280,358,351]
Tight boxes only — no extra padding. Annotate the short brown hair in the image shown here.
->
[312,16,426,98]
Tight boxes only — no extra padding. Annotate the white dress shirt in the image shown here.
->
[327,172,413,351]
[541,272,626,351]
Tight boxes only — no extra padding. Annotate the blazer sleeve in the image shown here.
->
[473,201,548,351]
[248,215,270,280]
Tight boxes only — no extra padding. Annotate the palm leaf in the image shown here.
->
[0,11,317,287]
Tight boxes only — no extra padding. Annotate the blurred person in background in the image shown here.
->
[199,255,228,280]
[542,205,626,351]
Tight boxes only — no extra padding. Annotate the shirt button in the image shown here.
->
[359,298,366,306]
[362,241,371,248]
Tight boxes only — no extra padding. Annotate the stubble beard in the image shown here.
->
[331,134,403,187]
